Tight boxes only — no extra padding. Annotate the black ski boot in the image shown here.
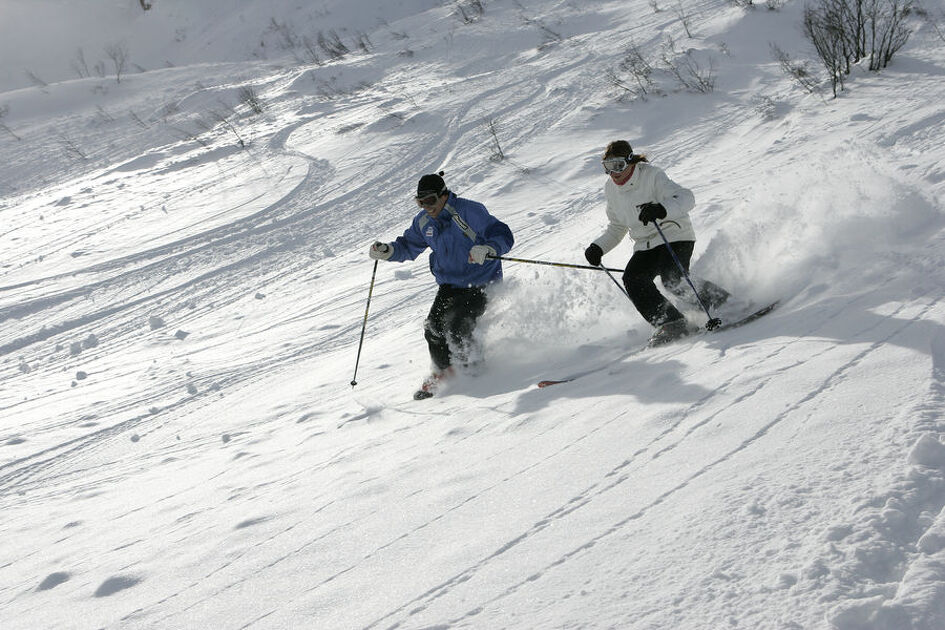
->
[648,318,696,347]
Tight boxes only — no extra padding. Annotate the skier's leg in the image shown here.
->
[424,286,455,370]
[444,287,488,368]
[658,241,732,310]
[624,248,685,326]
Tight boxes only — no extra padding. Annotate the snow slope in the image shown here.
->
[2,0,945,628]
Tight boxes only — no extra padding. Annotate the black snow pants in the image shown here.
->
[424,285,489,371]
[623,241,729,327]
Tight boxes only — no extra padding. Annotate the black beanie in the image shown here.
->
[417,171,447,197]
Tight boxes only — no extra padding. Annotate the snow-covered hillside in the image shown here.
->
[2,1,945,628]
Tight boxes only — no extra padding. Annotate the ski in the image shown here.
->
[537,301,779,389]
[711,300,779,333]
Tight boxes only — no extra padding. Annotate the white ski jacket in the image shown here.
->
[592,162,696,254]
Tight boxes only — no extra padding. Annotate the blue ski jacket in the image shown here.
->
[389,192,514,287]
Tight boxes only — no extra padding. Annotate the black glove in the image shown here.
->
[584,243,603,267]
[637,202,667,226]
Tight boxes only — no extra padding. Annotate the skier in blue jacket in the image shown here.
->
[369,172,514,399]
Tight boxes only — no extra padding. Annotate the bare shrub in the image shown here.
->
[661,37,716,93]
[486,118,505,161]
[522,17,563,49]
[300,37,324,65]
[803,0,914,97]
[675,1,695,37]
[0,105,21,140]
[918,5,945,43]
[209,110,246,147]
[754,95,780,120]
[25,70,48,88]
[456,0,485,23]
[771,43,820,93]
[239,86,264,114]
[608,42,656,100]
[129,110,149,128]
[353,31,374,53]
[58,133,88,160]
[71,48,91,78]
[803,5,848,96]
[317,30,350,59]
[867,0,913,70]
[104,42,129,83]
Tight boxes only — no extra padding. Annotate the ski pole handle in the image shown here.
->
[488,254,622,273]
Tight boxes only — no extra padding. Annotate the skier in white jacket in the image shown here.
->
[584,140,731,345]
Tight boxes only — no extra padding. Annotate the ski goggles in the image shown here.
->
[602,157,630,174]
[415,193,440,207]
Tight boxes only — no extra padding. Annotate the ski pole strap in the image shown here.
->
[488,254,623,273]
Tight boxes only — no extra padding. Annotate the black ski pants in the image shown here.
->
[424,284,488,371]
[623,241,729,327]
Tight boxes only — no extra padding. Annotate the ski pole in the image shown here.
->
[651,221,722,330]
[487,254,622,273]
[599,264,632,301]
[350,260,378,387]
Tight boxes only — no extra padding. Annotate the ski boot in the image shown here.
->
[413,366,455,400]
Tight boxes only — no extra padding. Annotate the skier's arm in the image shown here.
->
[480,217,514,256]
[464,201,514,256]
[389,219,429,262]
[592,198,628,255]
[652,169,695,220]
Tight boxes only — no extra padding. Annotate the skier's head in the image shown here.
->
[417,171,447,199]
[416,171,449,217]
[601,140,648,178]
[603,140,633,160]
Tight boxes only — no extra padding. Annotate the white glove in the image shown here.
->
[369,241,393,261]
[468,244,497,265]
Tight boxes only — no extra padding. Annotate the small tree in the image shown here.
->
[239,86,264,114]
[867,0,913,70]
[0,104,21,140]
[455,0,485,23]
[771,43,820,93]
[486,118,505,161]
[317,30,350,59]
[104,42,129,83]
[803,5,848,96]
[610,42,655,99]
[661,37,716,93]
[71,48,91,78]
[675,1,695,37]
[803,0,914,97]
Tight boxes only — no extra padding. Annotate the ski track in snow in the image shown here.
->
[360,293,945,628]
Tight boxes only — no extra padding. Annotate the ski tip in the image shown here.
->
[537,379,572,388]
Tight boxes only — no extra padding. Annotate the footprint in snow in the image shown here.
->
[36,572,70,591]
[93,575,142,597]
